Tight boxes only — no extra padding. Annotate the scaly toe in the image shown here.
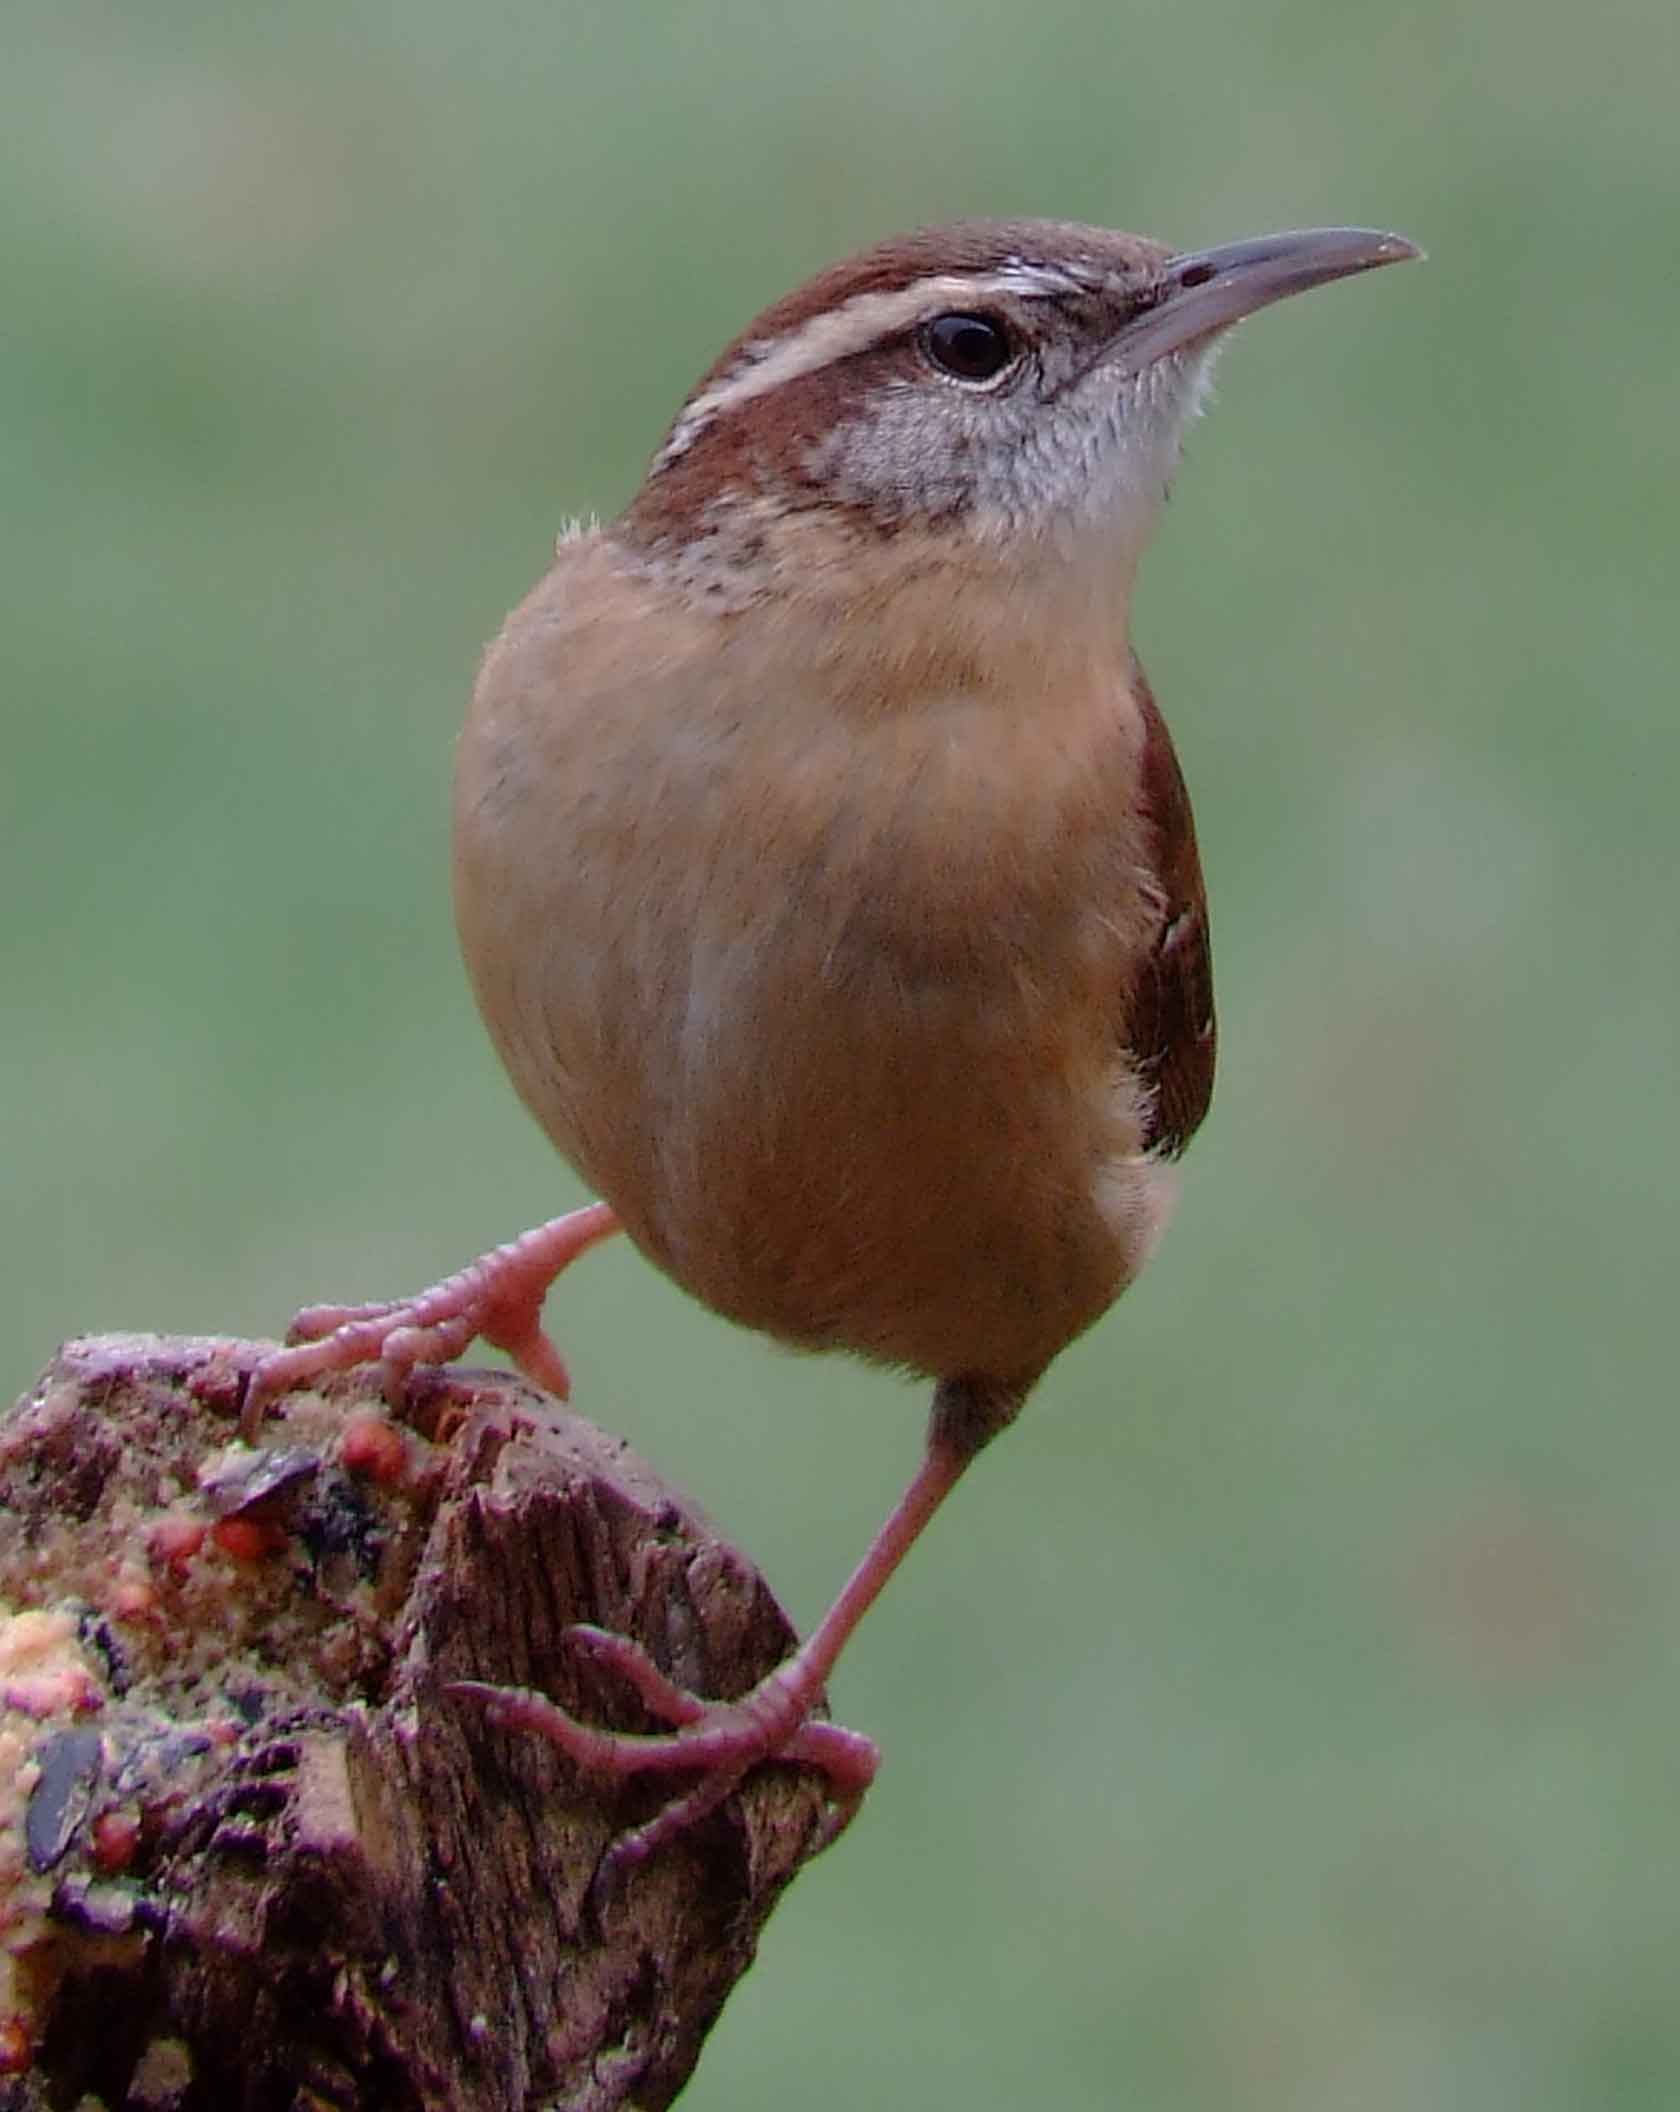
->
[451,1677,773,1779]
[563,1624,705,1723]
[285,1296,403,1345]
[451,1653,875,1805]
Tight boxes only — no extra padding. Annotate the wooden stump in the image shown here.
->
[0,1335,838,2110]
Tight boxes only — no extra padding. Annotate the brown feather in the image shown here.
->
[1126,655,1216,1158]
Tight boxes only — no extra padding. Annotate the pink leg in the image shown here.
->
[453,1373,1023,1874]
[243,1202,621,1439]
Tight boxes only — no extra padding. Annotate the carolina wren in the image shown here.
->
[248,218,1419,1865]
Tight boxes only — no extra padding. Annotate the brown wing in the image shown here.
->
[1126,656,1216,1158]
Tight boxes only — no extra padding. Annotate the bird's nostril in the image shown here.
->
[1177,261,1216,289]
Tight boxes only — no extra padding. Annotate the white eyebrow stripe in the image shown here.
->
[654,264,1089,469]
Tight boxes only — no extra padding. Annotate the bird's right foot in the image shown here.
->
[241,1201,621,1440]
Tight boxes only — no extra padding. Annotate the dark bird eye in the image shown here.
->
[922,312,1017,383]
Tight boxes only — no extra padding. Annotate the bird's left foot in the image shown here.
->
[454,1624,878,1881]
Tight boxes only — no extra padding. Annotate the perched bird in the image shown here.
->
[247,217,1419,1864]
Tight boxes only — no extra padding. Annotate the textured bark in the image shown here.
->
[0,1336,837,2110]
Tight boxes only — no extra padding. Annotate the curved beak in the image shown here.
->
[1114,226,1423,372]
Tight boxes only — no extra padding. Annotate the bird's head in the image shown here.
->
[620,218,1419,616]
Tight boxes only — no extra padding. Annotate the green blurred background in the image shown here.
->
[6,0,1678,2103]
